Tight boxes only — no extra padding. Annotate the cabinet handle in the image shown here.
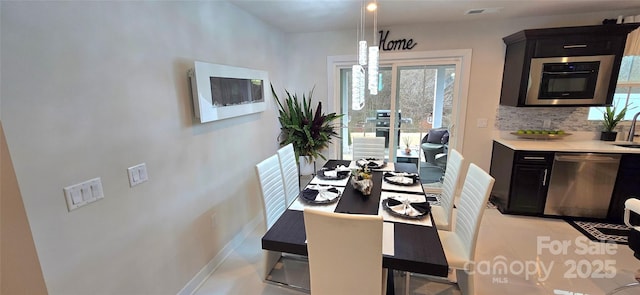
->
[563,44,587,49]
[544,71,593,75]
[542,169,548,186]
[524,156,546,160]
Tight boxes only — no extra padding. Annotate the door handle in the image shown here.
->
[542,169,548,186]
[555,155,619,163]
[544,71,593,75]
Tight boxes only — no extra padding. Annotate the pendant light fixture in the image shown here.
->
[367,1,379,96]
[352,0,379,111]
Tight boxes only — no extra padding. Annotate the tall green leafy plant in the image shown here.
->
[272,84,343,163]
[602,105,627,132]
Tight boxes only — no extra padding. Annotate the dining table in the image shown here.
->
[261,159,449,292]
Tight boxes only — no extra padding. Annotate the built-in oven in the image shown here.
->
[526,55,614,106]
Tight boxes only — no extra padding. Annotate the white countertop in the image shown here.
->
[494,138,640,154]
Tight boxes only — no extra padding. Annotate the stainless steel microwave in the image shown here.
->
[526,55,614,106]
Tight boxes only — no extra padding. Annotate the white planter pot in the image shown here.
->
[298,156,315,176]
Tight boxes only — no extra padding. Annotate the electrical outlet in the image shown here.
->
[543,119,551,129]
[477,118,488,128]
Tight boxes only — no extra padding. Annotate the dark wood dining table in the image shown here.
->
[261,160,449,289]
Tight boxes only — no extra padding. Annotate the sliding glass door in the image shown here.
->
[395,64,455,152]
[338,58,461,183]
[339,66,393,158]
[339,57,462,182]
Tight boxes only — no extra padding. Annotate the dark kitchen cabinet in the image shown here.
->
[533,36,617,57]
[607,154,640,224]
[490,141,553,215]
[499,24,639,107]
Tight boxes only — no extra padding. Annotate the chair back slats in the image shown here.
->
[304,209,384,295]
[453,163,495,261]
[437,149,465,230]
[277,143,299,206]
[256,154,287,229]
[352,137,386,160]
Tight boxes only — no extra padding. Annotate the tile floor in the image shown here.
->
[195,206,640,295]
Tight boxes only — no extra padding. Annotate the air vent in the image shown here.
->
[465,7,502,15]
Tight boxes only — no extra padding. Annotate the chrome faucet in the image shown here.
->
[627,111,640,142]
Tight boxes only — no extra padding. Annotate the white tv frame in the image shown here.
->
[188,61,268,123]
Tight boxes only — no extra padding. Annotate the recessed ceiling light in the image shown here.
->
[465,7,502,15]
[367,2,377,12]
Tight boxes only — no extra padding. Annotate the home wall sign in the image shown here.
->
[188,61,268,123]
[378,30,417,51]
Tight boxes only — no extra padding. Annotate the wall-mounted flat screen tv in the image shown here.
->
[189,61,268,123]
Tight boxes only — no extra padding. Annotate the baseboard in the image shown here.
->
[177,215,263,295]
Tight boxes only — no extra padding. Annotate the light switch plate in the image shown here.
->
[127,163,148,187]
[64,177,104,212]
[477,118,488,128]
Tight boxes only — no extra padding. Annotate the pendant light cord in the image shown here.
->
[372,0,377,46]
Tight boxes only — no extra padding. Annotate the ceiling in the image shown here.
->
[229,0,640,33]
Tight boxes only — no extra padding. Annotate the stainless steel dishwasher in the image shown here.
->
[544,153,621,218]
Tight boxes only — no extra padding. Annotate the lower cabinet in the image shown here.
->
[509,164,549,214]
[490,141,553,215]
[608,154,640,223]
[491,140,640,221]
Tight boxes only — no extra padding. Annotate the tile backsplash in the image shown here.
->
[495,105,602,131]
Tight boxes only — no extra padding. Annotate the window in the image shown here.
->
[588,56,640,120]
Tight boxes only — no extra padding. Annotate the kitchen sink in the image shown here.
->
[614,143,640,148]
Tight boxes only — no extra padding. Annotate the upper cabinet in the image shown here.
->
[499,24,640,107]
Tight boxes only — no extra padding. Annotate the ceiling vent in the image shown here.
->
[465,7,502,15]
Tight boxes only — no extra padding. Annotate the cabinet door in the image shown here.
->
[608,154,640,223]
[509,164,549,214]
[533,35,621,57]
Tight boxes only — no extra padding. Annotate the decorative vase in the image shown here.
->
[350,168,373,195]
[298,156,315,175]
[600,131,618,141]
[351,177,373,196]
[404,148,411,154]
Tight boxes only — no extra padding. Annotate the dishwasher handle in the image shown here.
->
[554,154,620,163]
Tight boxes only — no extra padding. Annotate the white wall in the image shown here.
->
[1,1,286,294]
[287,10,640,170]
[3,1,640,294]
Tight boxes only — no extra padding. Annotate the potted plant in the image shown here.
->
[272,84,343,174]
[402,136,412,154]
[601,104,627,141]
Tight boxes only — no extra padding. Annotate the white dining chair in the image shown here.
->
[429,149,465,231]
[255,154,288,279]
[277,143,300,206]
[352,136,386,160]
[435,163,495,295]
[256,154,287,229]
[303,208,387,295]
